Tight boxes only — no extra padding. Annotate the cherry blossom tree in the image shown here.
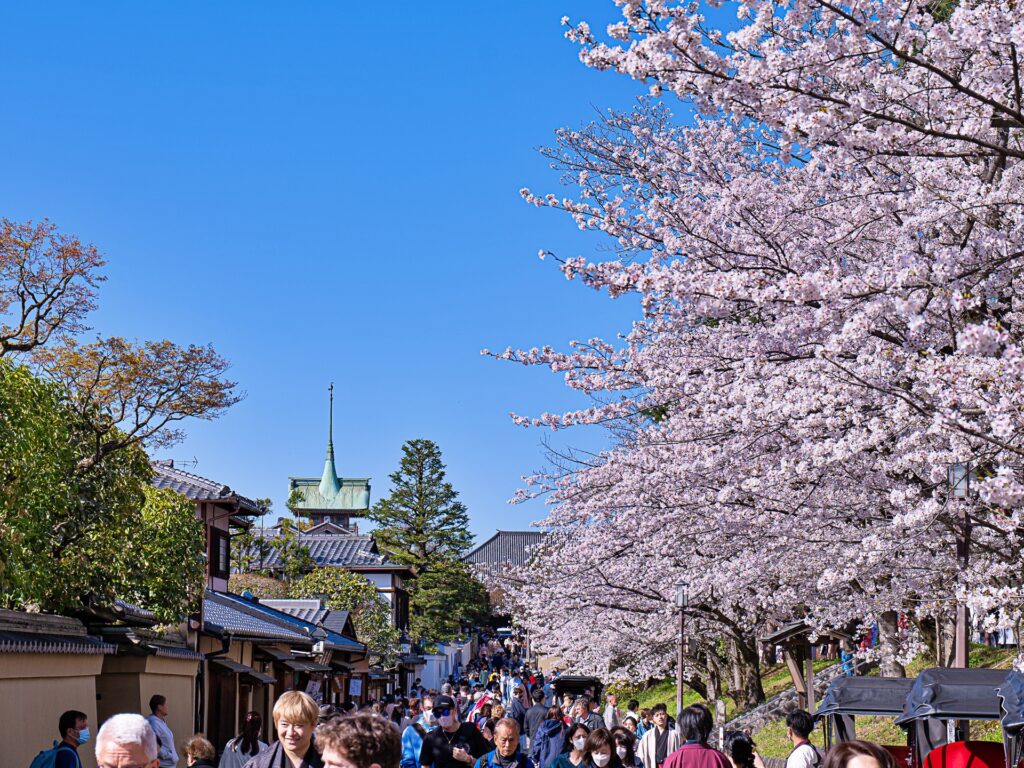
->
[493,0,1024,691]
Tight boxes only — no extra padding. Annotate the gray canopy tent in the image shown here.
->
[895,668,1009,766]
[815,676,915,748]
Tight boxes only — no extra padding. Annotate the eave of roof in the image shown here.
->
[150,460,262,517]
[0,630,117,655]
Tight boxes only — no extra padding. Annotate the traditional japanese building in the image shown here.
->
[463,530,546,575]
[253,386,412,631]
[287,384,371,531]
[151,458,264,592]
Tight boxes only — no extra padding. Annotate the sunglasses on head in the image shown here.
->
[437,708,453,716]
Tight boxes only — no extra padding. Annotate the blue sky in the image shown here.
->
[0,2,652,543]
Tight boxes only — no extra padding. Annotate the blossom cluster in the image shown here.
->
[491,0,1024,690]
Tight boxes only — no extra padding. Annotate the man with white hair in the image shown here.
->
[95,714,159,768]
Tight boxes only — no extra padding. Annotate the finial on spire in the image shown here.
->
[319,382,341,499]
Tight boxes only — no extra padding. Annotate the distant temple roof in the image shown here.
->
[463,531,546,569]
[150,459,262,519]
[289,384,371,514]
[250,529,411,574]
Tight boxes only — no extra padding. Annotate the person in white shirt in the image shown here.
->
[784,711,822,768]
[145,694,179,768]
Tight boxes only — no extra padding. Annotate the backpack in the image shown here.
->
[789,744,822,768]
[30,743,79,768]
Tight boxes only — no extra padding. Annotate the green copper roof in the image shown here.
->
[289,476,371,512]
[289,384,371,513]
[319,384,342,499]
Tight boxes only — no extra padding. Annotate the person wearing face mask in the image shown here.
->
[549,723,591,768]
[419,695,490,768]
[50,709,90,768]
[611,728,643,768]
[582,729,619,768]
[402,696,437,768]
[473,719,534,768]
[531,706,567,768]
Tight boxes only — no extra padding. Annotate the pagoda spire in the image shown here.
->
[318,383,341,499]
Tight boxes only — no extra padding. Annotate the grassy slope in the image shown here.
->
[613,659,840,722]
[614,645,1016,759]
[752,645,1016,758]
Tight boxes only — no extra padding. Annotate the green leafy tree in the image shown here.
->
[270,518,315,582]
[232,498,273,573]
[229,573,289,599]
[408,559,490,643]
[0,360,204,621]
[115,487,206,622]
[369,439,473,573]
[369,439,487,644]
[290,567,400,667]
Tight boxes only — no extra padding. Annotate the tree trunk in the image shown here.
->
[877,611,906,677]
[727,634,765,709]
[913,612,957,667]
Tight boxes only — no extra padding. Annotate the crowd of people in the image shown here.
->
[37,687,905,768]
[34,632,901,768]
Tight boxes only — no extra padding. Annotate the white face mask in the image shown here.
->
[438,714,456,728]
[423,709,436,724]
[616,747,628,760]
[593,754,611,767]
[573,738,587,752]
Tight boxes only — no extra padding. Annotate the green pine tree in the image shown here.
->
[369,439,473,574]
[369,439,486,644]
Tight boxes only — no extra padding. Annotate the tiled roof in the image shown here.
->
[254,533,387,569]
[260,601,361,652]
[203,591,314,644]
[0,630,117,655]
[260,599,329,625]
[146,643,204,660]
[0,608,117,655]
[151,460,262,516]
[305,521,352,535]
[322,610,351,636]
[204,591,365,654]
[463,531,546,568]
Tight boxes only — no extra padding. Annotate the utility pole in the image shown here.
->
[949,463,972,669]
[676,581,688,727]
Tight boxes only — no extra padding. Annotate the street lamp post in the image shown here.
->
[947,462,974,669]
[675,580,688,728]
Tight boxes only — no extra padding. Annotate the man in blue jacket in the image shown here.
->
[401,696,437,768]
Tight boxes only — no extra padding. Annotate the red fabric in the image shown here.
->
[662,744,732,768]
[922,741,1005,768]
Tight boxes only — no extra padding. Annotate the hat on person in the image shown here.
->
[434,694,457,713]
